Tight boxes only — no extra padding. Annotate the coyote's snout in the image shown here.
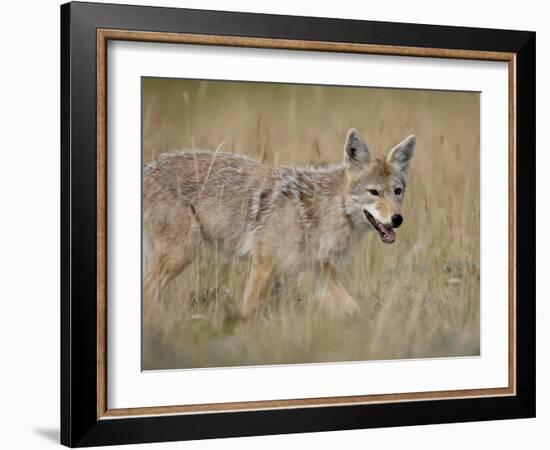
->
[143,129,416,318]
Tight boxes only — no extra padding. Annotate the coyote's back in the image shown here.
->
[143,150,267,254]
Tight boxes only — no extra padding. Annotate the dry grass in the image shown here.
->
[141,78,480,370]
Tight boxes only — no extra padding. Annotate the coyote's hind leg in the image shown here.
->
[143,205,203,304]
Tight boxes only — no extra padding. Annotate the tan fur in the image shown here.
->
[143,129,416,318]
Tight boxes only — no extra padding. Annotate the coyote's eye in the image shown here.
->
[395,188,402,195]
[369,189,379,196]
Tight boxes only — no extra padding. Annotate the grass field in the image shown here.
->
[141,78,480,370]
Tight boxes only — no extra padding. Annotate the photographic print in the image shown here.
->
[62,5,535,445]
[141,78,480,370]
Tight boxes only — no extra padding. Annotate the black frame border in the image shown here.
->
[61,2,535,447]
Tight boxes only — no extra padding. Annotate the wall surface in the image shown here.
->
[0,0,545,448]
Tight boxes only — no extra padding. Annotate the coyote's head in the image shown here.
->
[343,128,416,244]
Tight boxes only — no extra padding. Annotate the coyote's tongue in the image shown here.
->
[379,223,396,244]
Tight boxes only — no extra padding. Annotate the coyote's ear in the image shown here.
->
[386,135,416,174]
[344,128,371,168]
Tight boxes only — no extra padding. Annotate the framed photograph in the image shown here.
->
[61,1,535,447]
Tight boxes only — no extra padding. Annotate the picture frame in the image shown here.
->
[60,1,535,447]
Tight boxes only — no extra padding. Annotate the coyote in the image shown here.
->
[143,129,416,317]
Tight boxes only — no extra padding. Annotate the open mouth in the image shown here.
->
[364,210,396,244]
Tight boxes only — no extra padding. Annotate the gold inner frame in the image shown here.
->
[96,29,517,420]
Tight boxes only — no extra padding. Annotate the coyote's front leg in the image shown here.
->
[314,263,360,317]
[241,256,273,319]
